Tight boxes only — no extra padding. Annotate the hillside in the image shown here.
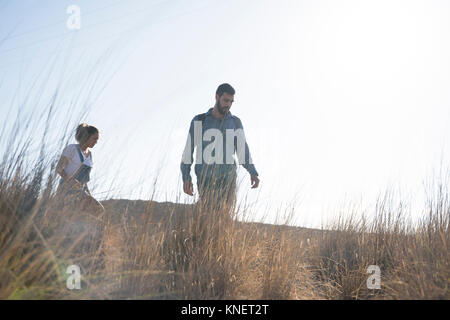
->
[101,198,323,238]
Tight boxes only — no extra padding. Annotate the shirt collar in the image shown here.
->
[206,107,233,119]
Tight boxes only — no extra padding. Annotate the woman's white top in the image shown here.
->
[61,144,93,178]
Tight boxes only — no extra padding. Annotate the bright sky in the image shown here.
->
[1,0,449,228]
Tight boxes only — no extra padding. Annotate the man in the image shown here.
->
[180,83,260,209]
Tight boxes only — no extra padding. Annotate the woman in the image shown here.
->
[55,123,104,215]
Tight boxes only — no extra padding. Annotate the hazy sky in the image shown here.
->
[1,0,449,228]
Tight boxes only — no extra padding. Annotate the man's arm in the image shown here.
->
[233,117,260,188]
[180,116,197,195]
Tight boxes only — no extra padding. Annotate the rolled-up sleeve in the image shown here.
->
[180,117,196,182]
[233,117,259,177]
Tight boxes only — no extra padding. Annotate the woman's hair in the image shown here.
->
[75,123,99,144]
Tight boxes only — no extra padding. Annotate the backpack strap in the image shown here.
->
[196,112,240,128]
[196,113,207,123]
[75,145,92,164]
[231,116,240,129]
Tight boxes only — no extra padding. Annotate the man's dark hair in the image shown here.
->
[216,83,235,97]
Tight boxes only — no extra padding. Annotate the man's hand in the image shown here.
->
[250,175,260,189]
[183,180,194,196]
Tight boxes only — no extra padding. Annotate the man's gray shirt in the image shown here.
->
[180,108,259,182]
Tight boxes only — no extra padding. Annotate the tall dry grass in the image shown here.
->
[0,146,326,299]
[0,66,448,300]
[1,148,448,299]
[308,189,449,299]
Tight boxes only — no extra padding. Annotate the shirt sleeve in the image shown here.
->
[233,117,259,177]
[180,116,197,182]
[61,144,75,161]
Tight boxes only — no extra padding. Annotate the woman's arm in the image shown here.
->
[84,185,92,196]
[55,156,70,180]
[56,156,82,189]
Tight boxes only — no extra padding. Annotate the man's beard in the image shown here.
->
[216,101,228,115]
